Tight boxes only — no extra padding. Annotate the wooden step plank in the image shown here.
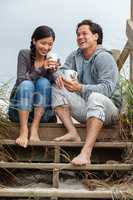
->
[3,123,121,141]
[0,143,124,164]
[0,187,132,198]
[9,122,118,128]
[0,162,133,171]
[0,140,132,148]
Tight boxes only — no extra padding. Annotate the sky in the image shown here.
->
[0,0,130,82]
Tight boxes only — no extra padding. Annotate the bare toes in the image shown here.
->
[53,136,63,141]
[71,154,91,166]
[16,137,28,148]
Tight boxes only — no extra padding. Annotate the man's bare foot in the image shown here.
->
[54,132,81,142]
[29,126,40,142]
[16,128,28,148]
[71,153,91,166]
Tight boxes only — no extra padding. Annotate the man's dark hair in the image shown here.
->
[76,19,103,44]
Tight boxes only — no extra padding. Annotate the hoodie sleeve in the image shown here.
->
[80,52,119,98]
[52,52,76,79]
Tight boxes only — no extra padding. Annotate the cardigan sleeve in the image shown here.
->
[16,50,30,84]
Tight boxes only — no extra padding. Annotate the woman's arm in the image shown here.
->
[16,50,30,84]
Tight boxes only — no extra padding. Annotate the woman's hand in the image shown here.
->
[43,59,60,71]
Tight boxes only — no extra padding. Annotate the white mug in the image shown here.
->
[46,52,59,69]
[63,69,78,81]
[47,52,58,62]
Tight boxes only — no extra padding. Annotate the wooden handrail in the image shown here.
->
[117,42,130,71]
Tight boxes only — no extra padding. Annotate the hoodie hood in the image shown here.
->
[77,45,112,64]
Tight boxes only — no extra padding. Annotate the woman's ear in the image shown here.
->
[32,38,36,45]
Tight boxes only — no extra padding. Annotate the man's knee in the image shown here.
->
[52,86,69,109]
[86,92,106,122]
[86,92,118,123]
[87,92,106,105]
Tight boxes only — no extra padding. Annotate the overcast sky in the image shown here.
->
[0,0,130,82]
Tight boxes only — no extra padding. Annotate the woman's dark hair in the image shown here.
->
[76,19,103,45]
[30,25,55,66]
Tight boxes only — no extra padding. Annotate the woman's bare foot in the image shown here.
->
[29,126,40,142]
[71,153,91,166]
[16,127,28,148]
[54,132,81,142]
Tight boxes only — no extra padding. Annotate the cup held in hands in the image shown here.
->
[63,69,78,81]
[47,52,58,62]
[46,52,59,70]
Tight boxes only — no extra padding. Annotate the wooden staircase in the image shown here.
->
[0,123,133,200]
[1,1,133,199]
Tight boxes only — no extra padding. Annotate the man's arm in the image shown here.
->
[53,51,76,77]
[80,52,119,98]
[53,52,76,87]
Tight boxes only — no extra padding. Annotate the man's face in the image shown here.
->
[76,25,98,50]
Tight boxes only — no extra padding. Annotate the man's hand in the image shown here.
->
[55,75,64,89]
[63,78,81,92]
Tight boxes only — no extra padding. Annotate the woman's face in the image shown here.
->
[33,36,54,57]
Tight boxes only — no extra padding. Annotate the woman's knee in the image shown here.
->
[35,78,51,91]
[17,80,34,93]
[15,81,34,110]
[34,78,52,107]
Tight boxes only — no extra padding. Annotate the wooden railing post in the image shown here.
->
[130,0,133,82]
[131,0,133,20]
[130,51,133,82]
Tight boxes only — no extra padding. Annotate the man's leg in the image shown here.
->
[52,86,86,142]
[71,92,119,165]
[71,117,103,165]
[54,106,81,142]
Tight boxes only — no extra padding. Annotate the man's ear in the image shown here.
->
[94,33,98,41]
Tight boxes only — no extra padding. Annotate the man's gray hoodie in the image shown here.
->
[56,45,122,109]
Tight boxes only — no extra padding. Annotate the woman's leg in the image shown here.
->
[30,77,51,141]
[17,110,29,148]
[15,80,34,147]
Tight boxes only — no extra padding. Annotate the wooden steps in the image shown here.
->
[0,124,133,199]
[4,123,122,141]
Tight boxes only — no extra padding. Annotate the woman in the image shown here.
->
[8,25,59,148]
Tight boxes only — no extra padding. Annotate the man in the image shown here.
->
[52,19,122,166]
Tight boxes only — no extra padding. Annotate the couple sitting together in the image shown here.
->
[8,19,122,166]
